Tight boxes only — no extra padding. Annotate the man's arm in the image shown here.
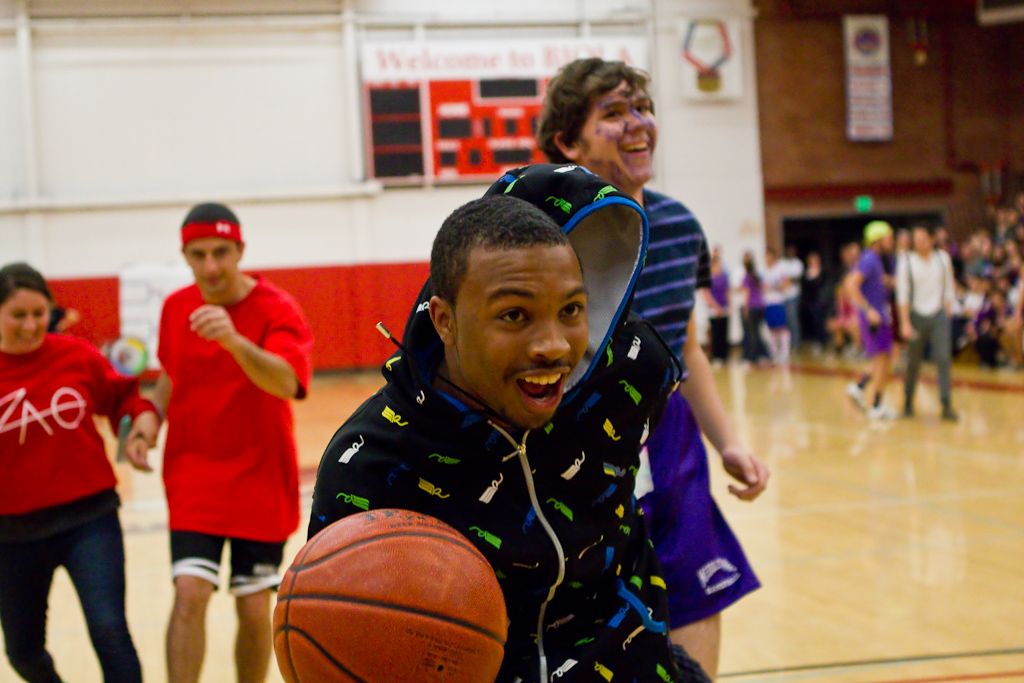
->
[943,252,957,315]
[190,304,300,399]
[844,269,881,326]
[678,315,769,501]
[895,255,913,338]
[700,288,723,317]
[150,372,173,418]
[120,372,172,473]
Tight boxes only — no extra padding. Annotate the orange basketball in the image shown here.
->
[273,509,507,683]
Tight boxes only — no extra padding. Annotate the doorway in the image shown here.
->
[782,210,946,277]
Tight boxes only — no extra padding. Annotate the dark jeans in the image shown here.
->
[905,310,953,406]
[0,511,142,683]
[709,315,730,361]
[801,302,829,347]
[976,331,1002,367]
[784,297,801,349]
[741,308,769,361]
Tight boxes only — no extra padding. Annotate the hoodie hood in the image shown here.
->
[398,163,648,401]
[483,164,648,391]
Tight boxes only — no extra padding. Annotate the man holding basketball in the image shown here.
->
[148,203,313,683]
[538,57,768,680]
[311,166,707,683]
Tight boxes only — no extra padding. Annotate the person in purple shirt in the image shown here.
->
[845,221,897,419]
[739,251,770,364]
[702,247,731,366]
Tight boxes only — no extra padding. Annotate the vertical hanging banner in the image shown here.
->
[844,15,893,142]
[678,18,744,102]
[359,38,648,184]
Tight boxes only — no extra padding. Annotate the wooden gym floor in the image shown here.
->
[2,355,1021,683]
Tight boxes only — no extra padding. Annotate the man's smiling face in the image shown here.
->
[430,243,589,431]
[556,81,657,202]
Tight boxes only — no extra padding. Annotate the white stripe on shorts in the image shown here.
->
[229,573,282,597]
[171,558,221,586]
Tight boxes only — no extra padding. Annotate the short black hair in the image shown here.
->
[182,202,239,228]
[0,262,52,308]
[430,196,571,304]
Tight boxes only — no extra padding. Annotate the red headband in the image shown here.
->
[181,220,243,247]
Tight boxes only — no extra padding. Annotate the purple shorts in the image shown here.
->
[638,392,760,629]
[859,311,894,357]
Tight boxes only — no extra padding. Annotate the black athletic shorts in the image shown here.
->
[170,530,285,596]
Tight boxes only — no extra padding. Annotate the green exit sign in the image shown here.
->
[854,195,874,212]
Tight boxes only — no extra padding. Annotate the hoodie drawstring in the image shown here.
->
[489,422,567,683]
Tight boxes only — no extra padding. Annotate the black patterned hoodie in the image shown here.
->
[310,164,686,683]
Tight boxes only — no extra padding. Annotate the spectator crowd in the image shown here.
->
[711,191,1024,372]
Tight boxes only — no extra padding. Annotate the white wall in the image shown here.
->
[0,0,763,286]
[0,34,24,201]
[650,0,765,340]
[650,0,765,272]
[32,31,349,200]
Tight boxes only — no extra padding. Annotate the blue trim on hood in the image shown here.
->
[560,195,649,389]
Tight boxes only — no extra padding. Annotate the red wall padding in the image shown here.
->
[46,276,121,348]
[47,262,431,371]
[255,262,430,370]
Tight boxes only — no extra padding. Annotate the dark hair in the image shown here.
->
[430,196,571,304]
[742,252,761,285]
[0,262,53,307]
[182,202,239,228]
[538,58,652,164]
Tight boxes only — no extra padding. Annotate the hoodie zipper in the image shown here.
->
[489,421,566,683]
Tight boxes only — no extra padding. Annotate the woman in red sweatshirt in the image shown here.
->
[0,262,159,683]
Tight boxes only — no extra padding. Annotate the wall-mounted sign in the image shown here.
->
[678,18,744,102]
[360,38,648,184]
[978,0,1024,26]
[843,15,893,142]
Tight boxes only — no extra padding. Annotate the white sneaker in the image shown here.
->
[846,382,867,411]
[867,404,897,421]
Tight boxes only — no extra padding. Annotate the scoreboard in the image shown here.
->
[361,38,647,184]
[365,78,546,182]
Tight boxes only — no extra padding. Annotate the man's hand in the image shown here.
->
[189,305,300,400]
[190,305,245,351]
[865,307,882,327]
[901,316,916,342]
[720,447,770,501]
[123,410,160,472]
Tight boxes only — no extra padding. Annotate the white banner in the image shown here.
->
[360,38,648,82]
[119,263,193,370]
[844,15,893,141]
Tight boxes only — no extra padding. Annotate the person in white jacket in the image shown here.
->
[896,225,958,421]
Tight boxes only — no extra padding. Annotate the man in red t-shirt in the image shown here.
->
[147,203,313,683]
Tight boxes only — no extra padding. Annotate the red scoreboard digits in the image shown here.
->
[366,78,547,184]
[431,78,546,181]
